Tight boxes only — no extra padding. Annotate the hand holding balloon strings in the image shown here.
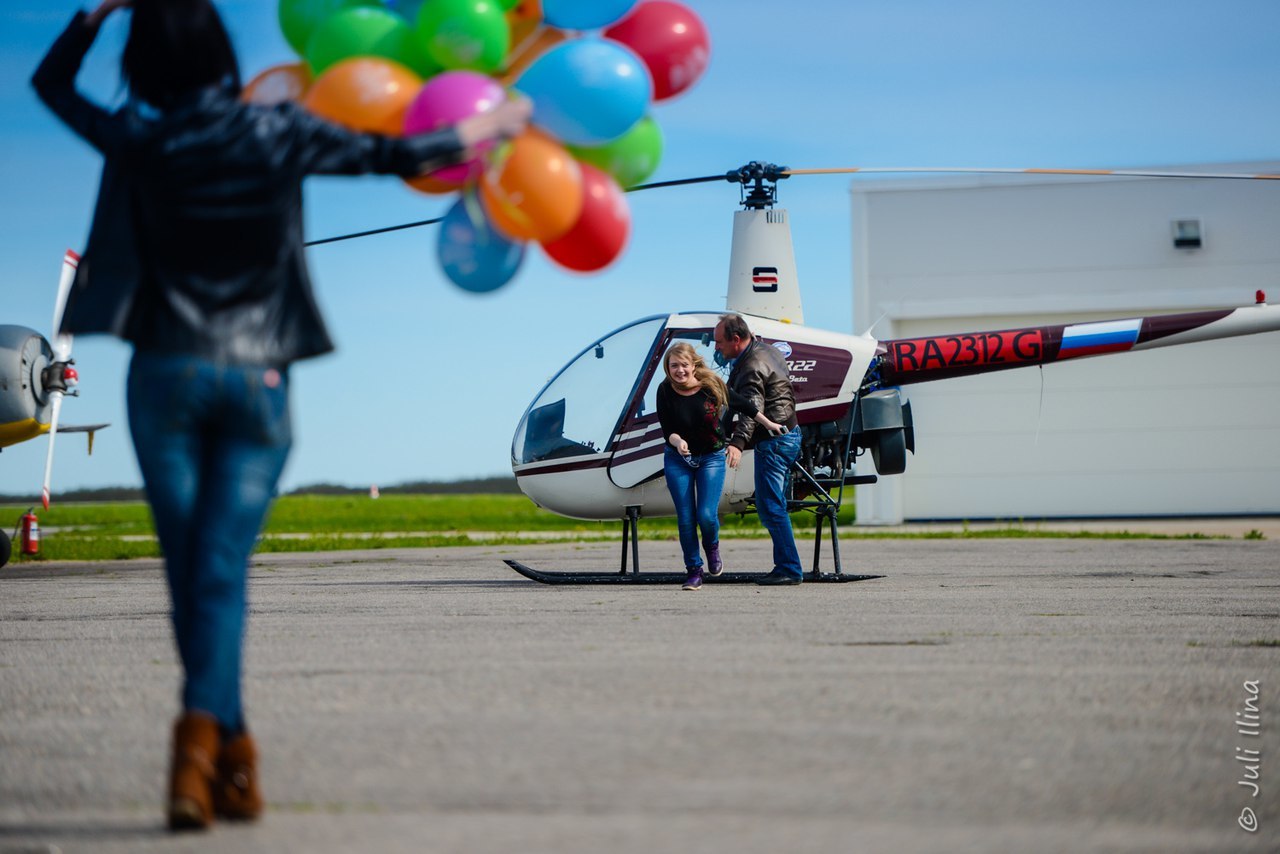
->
[454,95,533,156]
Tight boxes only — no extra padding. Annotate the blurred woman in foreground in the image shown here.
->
[33,0,530,830]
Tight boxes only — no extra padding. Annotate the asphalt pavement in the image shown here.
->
[2,532,1277,853]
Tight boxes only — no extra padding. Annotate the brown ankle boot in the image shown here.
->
[167,712,219,831]
[213,732,264,821]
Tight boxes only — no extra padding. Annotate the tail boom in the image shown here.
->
[875,302,1280,386]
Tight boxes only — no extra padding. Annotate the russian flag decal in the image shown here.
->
[1059,319,1141,358]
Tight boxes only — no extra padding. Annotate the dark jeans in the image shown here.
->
[663,445,727,570]
[128,352,291,730]
[753,429,803,578]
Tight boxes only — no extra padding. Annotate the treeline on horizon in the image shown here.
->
[0,476,520,504]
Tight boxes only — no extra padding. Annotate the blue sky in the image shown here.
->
[3,0,1279,496]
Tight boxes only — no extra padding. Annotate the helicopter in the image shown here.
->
[0,249,108,568]
[504,161,1280,585]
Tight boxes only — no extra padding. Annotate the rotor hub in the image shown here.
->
[725,161,789,210]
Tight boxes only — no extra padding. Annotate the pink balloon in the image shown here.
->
[403,71,506,183]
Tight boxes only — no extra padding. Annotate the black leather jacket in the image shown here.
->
[33,11,468,366]
[726,337,799,450]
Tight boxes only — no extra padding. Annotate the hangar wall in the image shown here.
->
[850,163,1280,522]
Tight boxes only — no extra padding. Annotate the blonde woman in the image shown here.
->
[657,343,784,589]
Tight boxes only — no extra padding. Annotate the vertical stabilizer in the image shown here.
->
[725,208,804,324]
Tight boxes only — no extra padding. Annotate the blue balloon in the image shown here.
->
[437,197,525,293]
[542,0,638,30]
[514,38,652,146]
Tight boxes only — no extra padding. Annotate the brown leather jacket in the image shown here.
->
[726,338,798,450]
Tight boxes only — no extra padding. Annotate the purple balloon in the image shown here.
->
[404,71,506,183]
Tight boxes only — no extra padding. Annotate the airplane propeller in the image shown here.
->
[39,250,80,509]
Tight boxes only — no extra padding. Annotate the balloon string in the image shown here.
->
[460,190,493,246]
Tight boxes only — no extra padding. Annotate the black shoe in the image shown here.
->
[755,571,802,586]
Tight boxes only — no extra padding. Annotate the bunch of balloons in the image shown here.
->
[253,0,712,292]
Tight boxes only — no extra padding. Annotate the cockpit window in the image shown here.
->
[512,316,666,465]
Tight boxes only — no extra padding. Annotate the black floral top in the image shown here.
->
[657,382,727,455]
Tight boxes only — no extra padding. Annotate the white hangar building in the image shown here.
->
[850,162,1280,523]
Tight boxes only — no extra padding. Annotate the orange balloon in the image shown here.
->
[480,129,583,242]
[243,62,312,105]
[500,25,569,86]
[302,57,422,135]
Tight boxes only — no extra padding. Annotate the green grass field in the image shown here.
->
[0,493,1235,564]
[2,494,788,562]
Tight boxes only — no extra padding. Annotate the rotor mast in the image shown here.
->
[724,161,804,324]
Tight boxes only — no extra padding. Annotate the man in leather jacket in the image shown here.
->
[715,314,805,585]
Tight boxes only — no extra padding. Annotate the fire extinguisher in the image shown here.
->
[20,508,40,556]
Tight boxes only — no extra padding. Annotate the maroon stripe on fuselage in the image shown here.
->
[1137,309,1233,344]
[610,443,663,468]
[515,456,611,477]
[611,420,662,453]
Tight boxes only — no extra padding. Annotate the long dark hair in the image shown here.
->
[122,0,241,107]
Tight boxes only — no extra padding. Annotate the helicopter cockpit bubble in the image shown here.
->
[512,315,667,466]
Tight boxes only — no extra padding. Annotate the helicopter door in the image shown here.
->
[607,324,727,489]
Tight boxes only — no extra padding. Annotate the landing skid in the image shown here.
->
[504,560,882,585]
[505,498,883,586]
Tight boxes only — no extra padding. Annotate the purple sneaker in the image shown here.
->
[682,569,703,590]
[704,541,723,576]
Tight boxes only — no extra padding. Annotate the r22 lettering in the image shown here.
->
[786,359,817,372]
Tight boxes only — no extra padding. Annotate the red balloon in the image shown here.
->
[541,162,631,272]
[605,1,709,102]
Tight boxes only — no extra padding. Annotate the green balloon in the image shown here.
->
[568,116,664,189]
[278,0,380,57]
[416,0,510,74]
[306,6,438,77]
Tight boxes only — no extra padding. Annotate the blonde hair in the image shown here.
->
[663,342,727,408]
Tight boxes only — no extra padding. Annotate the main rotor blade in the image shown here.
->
[783,166,1280,181]
[626,174,728,192]
[41,391,64,510]
[300,164,1279,249]
[51,250,78,361]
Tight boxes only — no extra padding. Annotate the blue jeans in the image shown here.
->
[663,445,726,570]
[128,352,292,731]
[753,429,803,578]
